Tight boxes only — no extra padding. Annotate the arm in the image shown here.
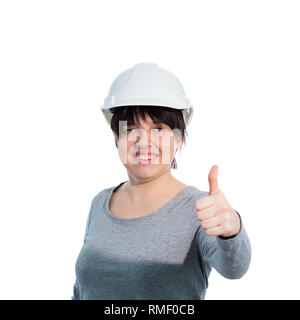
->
[196,213,251,279]
[71,197,95,300]
[71,278,80,300]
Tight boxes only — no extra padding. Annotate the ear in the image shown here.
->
[175,136,183,151]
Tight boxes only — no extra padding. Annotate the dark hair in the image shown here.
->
[110,105,188,169]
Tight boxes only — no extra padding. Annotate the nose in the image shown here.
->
[135,128,154,149]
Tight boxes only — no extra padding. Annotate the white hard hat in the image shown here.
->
[101,62,194,127]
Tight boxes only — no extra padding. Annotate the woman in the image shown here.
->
[72,63,251,300]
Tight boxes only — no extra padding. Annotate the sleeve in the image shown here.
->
[71,197,96,300]
[71,278,81,300]
[195,212,252,279]
[82,197,95,245]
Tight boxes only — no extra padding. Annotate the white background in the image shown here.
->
[0,0,299,300]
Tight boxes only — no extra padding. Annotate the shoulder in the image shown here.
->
[91,181,127,205]
[186,185,209,200]
[90,185,114,206]
[186,186,210,212]
[174,185,209,215]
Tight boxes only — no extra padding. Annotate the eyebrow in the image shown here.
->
[124,121,165,128]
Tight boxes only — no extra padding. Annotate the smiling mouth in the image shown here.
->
[133,151,159,164]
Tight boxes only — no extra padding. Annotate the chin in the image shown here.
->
[126,164,168,179]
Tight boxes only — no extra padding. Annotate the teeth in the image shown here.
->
[136,155,152,160]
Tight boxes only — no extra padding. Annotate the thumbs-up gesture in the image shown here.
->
[195,165,241,238]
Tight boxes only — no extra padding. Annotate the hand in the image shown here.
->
[194,165,241,237]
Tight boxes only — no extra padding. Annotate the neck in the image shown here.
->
[124,169,178,204]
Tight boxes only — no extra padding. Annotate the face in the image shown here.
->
[116,114,182,180]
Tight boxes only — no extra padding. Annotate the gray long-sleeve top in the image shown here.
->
[72,182,251,300]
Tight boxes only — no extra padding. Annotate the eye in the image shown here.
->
[126,128,137,133]
[153,127,164,132]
